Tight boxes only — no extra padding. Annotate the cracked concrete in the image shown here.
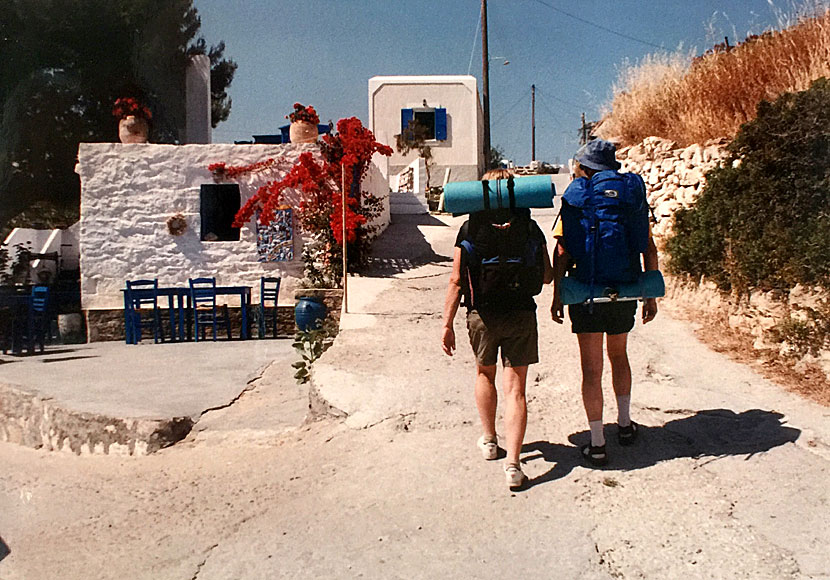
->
[0,340,293,454]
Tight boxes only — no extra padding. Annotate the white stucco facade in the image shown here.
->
[368,75,484,187]
[76,143,389,311]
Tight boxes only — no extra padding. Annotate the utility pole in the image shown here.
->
[531,84,536,162]
[581,112,587,145]
[481,0,490,171]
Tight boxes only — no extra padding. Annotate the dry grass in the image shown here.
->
[598,6,830,146]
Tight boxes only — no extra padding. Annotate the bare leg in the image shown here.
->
[475,364,498,439]
[502,365,528,465]
[606,333,631,397]
[577,333,605,422]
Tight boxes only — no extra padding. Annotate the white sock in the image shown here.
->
[617,395,631,427]
[589,420,605,447]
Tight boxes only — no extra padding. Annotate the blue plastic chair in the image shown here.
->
[29,285,50,352]
[258,277,281,339]
[189,277,231,341]
[125,279,162,344]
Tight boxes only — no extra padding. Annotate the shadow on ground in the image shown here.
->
[521,409,801,489]
[356,214,452,277]
[0,535,9,562]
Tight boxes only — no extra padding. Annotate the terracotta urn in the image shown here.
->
[289,120,318,144]
[118,115,149,144]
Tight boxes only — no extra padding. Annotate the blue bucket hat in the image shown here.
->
[574,139,621,172]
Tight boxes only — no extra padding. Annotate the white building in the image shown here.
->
[369,75,484,203]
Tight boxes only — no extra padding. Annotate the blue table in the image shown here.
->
[122,285,252,343]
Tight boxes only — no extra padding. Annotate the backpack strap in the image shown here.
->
[507,175,516,211]
[480,180,491,210]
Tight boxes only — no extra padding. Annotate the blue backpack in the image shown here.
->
[560,170,650,288]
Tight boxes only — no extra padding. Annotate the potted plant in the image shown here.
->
[113,97,152,144]
[287,102,320,144]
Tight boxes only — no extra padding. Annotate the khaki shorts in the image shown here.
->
[466,310,538,367]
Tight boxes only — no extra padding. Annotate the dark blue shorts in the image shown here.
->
[568,301,637,335]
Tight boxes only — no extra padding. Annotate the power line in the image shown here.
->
[467,5,482,75]
[491,89,529,128]
[530,0,666,50]
[533,85,583,112]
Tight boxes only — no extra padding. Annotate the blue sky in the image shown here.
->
[193,0,794,166]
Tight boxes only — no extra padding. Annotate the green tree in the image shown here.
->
[486,144,507,171]
[0,0,237,228]
[667,77,830,293]
[395,119,434,190]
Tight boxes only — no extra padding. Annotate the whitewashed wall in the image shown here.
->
[76,142,390,310]
[369,75,483,185]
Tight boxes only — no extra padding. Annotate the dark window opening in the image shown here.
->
[200,183,241,242]
[413,110,436,139]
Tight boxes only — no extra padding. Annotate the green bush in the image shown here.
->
[667,77,830,293]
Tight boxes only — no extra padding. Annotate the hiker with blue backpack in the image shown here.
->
[442,169,553,489]
[551,139,660,466]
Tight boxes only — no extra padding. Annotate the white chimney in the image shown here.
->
[185,54,211,144]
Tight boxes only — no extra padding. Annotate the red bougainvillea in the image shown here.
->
[208,116,391,285]
[225,117,391,245]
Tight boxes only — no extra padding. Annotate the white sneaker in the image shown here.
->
[477,435,498,460]
[504,463,526,489]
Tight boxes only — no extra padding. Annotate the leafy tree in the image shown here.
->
[0,0,237,228]
[486,144,507,170]
[667,77,830,293]
[395,119,434,190]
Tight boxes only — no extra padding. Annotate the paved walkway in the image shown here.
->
[1,210,829,579]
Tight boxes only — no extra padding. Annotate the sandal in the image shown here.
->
[617,422,639,446]
[580,443,608,467]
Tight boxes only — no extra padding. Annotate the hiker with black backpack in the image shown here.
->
[551,140,659,467]
[441,169,553,489]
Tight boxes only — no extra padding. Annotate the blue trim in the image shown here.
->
[401,108,414,132]
[435,108,447,140]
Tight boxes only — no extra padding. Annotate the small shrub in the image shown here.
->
[667,77,830,293]
[291,318,338,384]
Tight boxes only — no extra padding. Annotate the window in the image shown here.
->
[200,183,241,242]
[401,107,447,141]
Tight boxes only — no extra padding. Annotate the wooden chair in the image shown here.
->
[125,279,162,344]
[189,277,231,341]
[258,277,281,339]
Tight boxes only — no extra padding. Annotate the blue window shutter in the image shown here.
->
[401,108,414,132]
[435,108,447,140]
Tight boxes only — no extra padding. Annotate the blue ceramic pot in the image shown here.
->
[295,296,327,331]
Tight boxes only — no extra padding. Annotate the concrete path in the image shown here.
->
[0,339,293,453]
[1,211,829,579]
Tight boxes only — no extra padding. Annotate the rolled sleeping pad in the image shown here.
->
[559,270,666,305]
[442,174,555,214]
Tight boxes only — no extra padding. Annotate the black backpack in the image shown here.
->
[459,209,545,310]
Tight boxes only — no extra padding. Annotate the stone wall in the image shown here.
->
[617,136,830,380]
[617,136,730,240]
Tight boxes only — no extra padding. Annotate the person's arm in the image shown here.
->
[442,247,463,356]
[550,240,569,324]
[642,237,658,324]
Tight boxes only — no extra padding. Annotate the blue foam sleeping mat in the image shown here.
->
[442,174,555,214]
[560,270,666,305]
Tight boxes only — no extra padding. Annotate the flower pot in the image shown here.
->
[118,115,149,143]
[289,120,318,144]
[295,296,327,331]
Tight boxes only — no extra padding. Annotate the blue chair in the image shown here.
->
[125,279,162,344]
[189,277,231,341]
[258,277,281,339]
[29,285,50,352]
